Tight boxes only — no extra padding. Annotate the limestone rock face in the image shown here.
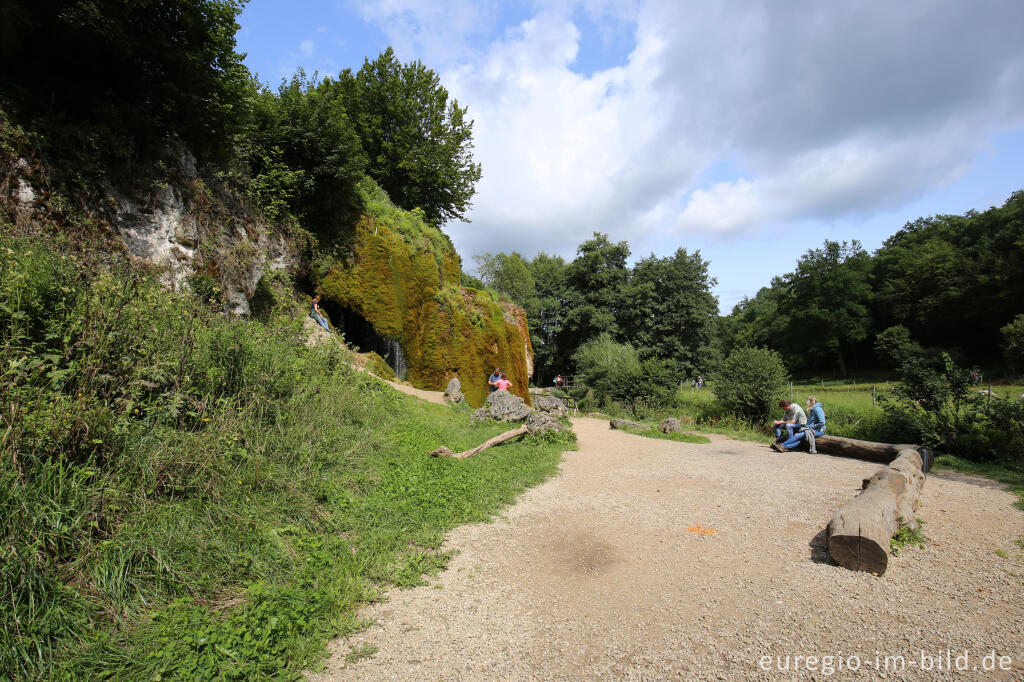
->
[526,411,566,434]
[659,418,682,433]
[444,377,465,404]
[534,395,568,417]
[610,418,650,431]
[472,390,531,423]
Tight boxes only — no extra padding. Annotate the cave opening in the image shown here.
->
[321,299,407,377]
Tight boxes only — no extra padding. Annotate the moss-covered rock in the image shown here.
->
[320,214,532,407]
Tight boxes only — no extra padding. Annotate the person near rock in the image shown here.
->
[772,399,807,443]
[772,396,826,453]
[496,373,512,391]
[488,367,502,392]
[310,294,330,331]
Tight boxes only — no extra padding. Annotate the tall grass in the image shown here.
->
[0,233,571,680]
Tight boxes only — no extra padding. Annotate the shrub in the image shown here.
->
[874,325,924,368]
[713,347,789,424]
[1002,314,1024,374]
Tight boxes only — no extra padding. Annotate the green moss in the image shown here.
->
[321,214,532,408]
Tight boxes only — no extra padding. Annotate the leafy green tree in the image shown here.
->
[874,325,925,368]
[558,233,631,350]
[0,0,250,177]
[526,252,570,383]
[1002,314,1024,374]
[244,72,366,237]
[336,47,482,226]
[473,252,536,306]
[783,240,873,376]
[714,347,789,423]
[623,247,718,372]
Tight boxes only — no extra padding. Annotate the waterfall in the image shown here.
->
[381,336,406,377]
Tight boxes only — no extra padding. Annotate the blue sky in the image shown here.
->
[237,1,1024,314]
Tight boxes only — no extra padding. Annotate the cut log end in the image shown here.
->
[828,534,889,576]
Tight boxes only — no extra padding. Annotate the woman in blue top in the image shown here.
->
[773,396,825,453]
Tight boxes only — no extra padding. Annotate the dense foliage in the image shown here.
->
[721,192,1024,376]
[712,347,789,423]
[336,47,482,227]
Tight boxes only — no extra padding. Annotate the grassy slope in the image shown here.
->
[0,234,572,680]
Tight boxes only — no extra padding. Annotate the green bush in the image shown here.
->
[1002,314,1024,374]
[713,347,789,424]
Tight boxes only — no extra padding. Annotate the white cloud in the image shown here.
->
[351,0,1024,261]
[298,40,315,58]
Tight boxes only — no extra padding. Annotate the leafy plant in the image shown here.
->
[890,521,926,556]
[713,347,789,424]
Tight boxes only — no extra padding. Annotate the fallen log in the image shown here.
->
[429,425,529,459]
[826,448,926,575]
[815,434,933,472]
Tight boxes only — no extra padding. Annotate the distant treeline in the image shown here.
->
[719,191,1024,376]
[476,191,1024,384]
[0,1,480,236]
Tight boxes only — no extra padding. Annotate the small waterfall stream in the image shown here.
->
[327,301,407,377]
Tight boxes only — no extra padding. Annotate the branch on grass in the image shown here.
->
[429,425,529,459]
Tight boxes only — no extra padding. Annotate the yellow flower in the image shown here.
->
[201,418,210,422]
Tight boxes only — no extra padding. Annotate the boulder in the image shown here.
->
[533,395,568,417]
[472,390,531,423]
[444,377,465,404]
[659,417,682,433]
[610,418,650,431]
[526,411,566,434]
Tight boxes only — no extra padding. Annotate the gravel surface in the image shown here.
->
[309,418,1024,681]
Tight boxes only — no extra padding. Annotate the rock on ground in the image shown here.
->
[443,378,464,404]
[472,390,531,423]
[659,417,682,433]
[525,411,566,434]
[533,395,568,417]
[610,417,649,431]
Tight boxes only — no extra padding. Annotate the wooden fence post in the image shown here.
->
[872,385,876,408]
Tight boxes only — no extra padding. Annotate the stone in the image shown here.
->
[610,418,650,431]
[471,390,531,423]
[659,417,682,433]
[533,395,568,417]
[526,411,566,434]
[444,377,465,404]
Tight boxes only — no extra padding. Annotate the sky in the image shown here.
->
[236,1,1024,313]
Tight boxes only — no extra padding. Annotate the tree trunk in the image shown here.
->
[815,435,933,472]
[429,425,529,459]
[826,449,926,575]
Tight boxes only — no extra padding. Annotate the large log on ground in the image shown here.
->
[815,435,933,472]
[826,448,925,575]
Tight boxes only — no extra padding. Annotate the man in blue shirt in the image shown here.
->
[488,367,501,393]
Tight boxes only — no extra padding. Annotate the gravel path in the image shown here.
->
[310,418,1024,681]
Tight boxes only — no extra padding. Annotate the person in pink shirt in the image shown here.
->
[496,373,512,391]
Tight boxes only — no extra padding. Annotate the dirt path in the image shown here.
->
[386,380,447,405]
[310,418,1024,681]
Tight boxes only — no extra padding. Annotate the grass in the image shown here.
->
[0,233,575,680]
[615,426,711,445]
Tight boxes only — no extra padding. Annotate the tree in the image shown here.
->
[526,252,570,383]
[623,248,718,372]
[336,47,482,227]
[783,240,873,376]
[473,252,536,306]
[244,72,366,237]
[1002,314,1024,374]
[0,0,250,177]
[559,233,631,350]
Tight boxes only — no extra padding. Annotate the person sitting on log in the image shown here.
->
[771,396,826,453]
[772,399,807,443]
